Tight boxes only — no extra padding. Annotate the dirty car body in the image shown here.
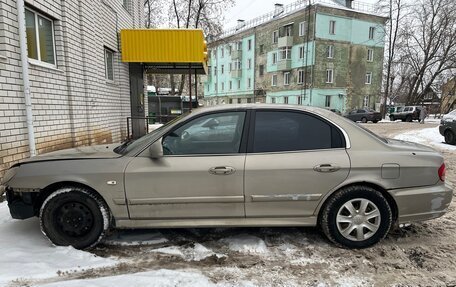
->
[1,104,452,249]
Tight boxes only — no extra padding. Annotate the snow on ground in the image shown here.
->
[34,269,217,287]
[394,126,456,151]
[0,202,116,286]
[150,243,225,261]
[220,234,269,254]
[104,230,168,247]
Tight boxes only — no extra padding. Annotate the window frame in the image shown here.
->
[272,30,279,44]
[367,49,374,62]
[325,95,331,107]
[327,45,334,59]
[329,20,336,35]
[104,48,115,81]
[284,72,290,86]
[272,74,278,86]
[369,27,375,40]
[365,72,372,84]
[248,39,252,51]
[326,69,334,83]
[298,70,305,84]
[299,21,307,36]
[299,46,305,59]
[25,7,57,67]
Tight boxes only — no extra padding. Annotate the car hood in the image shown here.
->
[386,139,437,153]
[16,144,122,165]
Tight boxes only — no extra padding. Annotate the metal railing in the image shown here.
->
[215,0,377,40]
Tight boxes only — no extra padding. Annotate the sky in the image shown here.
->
[224,0,379,29]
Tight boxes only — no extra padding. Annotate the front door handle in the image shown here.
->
[313,164,340,173]
[209,166,236,175]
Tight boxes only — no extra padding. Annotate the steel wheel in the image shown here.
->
[336,198,381,241]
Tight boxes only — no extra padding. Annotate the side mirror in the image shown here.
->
[149,138,163,159]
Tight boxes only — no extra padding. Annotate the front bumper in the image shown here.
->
[5,189,37,219]
[390,183,453,224]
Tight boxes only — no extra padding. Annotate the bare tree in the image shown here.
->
[400,0,456,104]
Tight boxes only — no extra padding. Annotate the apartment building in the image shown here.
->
[203,0,386,112]
[0,0,144,176]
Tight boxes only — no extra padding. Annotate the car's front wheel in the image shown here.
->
[361,117,367,123]
[444,130,456,145]
[389,115,395,121]
[320,186,392,248]
[40,186,110,249]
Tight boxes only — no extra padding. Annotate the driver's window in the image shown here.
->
[162,112,246,155]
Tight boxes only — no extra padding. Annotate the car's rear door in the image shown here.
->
[124,111,248,219]
[244,110,350,217]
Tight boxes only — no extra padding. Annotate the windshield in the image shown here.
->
[114,114,186,155]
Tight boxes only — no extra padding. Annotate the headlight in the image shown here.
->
[1,167,18,185]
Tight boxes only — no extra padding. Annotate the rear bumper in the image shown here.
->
[390,183,453,224]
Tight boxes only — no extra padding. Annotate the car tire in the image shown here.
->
[361,117,367,123]
[389,116,395,121]
[319,185,392,249]
[373,120,378,123]
[406,115,412,122]
[40,186,110,249]
[444,130,456,145]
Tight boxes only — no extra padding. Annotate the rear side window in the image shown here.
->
[252,111,344,153]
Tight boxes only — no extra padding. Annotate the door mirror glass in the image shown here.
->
[149,138,163,159]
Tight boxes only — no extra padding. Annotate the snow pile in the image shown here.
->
[35,269,217,287]
[0,202,116,286]
[151,243,225,261]
[104,230,168,246]
[394,127,456,151]
[221,235,269,254]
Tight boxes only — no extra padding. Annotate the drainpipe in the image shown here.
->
[17,0,36,157]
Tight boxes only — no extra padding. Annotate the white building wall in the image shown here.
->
[0,0,144,176]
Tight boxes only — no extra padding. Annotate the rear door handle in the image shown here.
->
[313,164,340,173]
[209,166,236,175]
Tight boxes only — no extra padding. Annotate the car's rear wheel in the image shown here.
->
[406,115,412,122]
[389,115,395,121]
[40,186,110,249]
[320,185,392,249]
[361,117,367,123]
[444,130,456,145]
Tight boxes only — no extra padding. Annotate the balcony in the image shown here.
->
[278,36,293,48]
[231,49,242,60]
[277,59,292,71]
[231,69,242,78]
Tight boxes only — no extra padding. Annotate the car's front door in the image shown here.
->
[244,110,350,217]
[124,111,247,219]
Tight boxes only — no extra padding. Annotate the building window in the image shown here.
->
[365,72,372,84]
[327,45,334,59]
[325,95,331,107]
[299,21,307,36]
[259,44,264,54]
[25,8,56,65]
[279,47,291,60]
[229,63,232,71]
[229,99,233,104]
[283,24,292,37]
[271,97,276,104]
[326,69,334,83]
[247,98,252,103]
[364,95,370,107]
[105,48,114,81]
[221,82,225,91]
[259,65,264,76]
[221,47,224,58]
[329,20,336,35]
[272,52,278,64]
[233,61,241,70]
[238,80,241,89]
[272,74,278,86]
[228,45,232,55]
[221,65,224,74]
[298,96,302,105]
[284,72,290,85]
[248,58,252,69]
[236,41,242,50]
[248,39,252,51]
[299,46,305,59]
[214,66,217,75]
[214,83,217,91]
[369,27,375,40]
[229,81,232,90]
[298,70,304,84]
[272,30,279,43]
[247,78,252,89]
[237,98,242,104]
[367,49,374,62]
[284,96,289,104]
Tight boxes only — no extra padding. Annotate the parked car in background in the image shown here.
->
[1,105,452,250]
[389,106,422,122]
[439,109,456,145]
[344,108,382,123]
[388,106,405,115]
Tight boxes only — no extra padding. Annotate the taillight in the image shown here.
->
[438,163,446,182]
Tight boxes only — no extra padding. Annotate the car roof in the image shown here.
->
[193,104,333,117]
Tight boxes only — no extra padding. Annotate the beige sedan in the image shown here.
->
[1,105,452,249]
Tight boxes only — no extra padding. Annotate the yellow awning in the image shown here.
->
[120,29,207,75]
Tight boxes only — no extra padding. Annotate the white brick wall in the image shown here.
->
[0,0,144,176]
